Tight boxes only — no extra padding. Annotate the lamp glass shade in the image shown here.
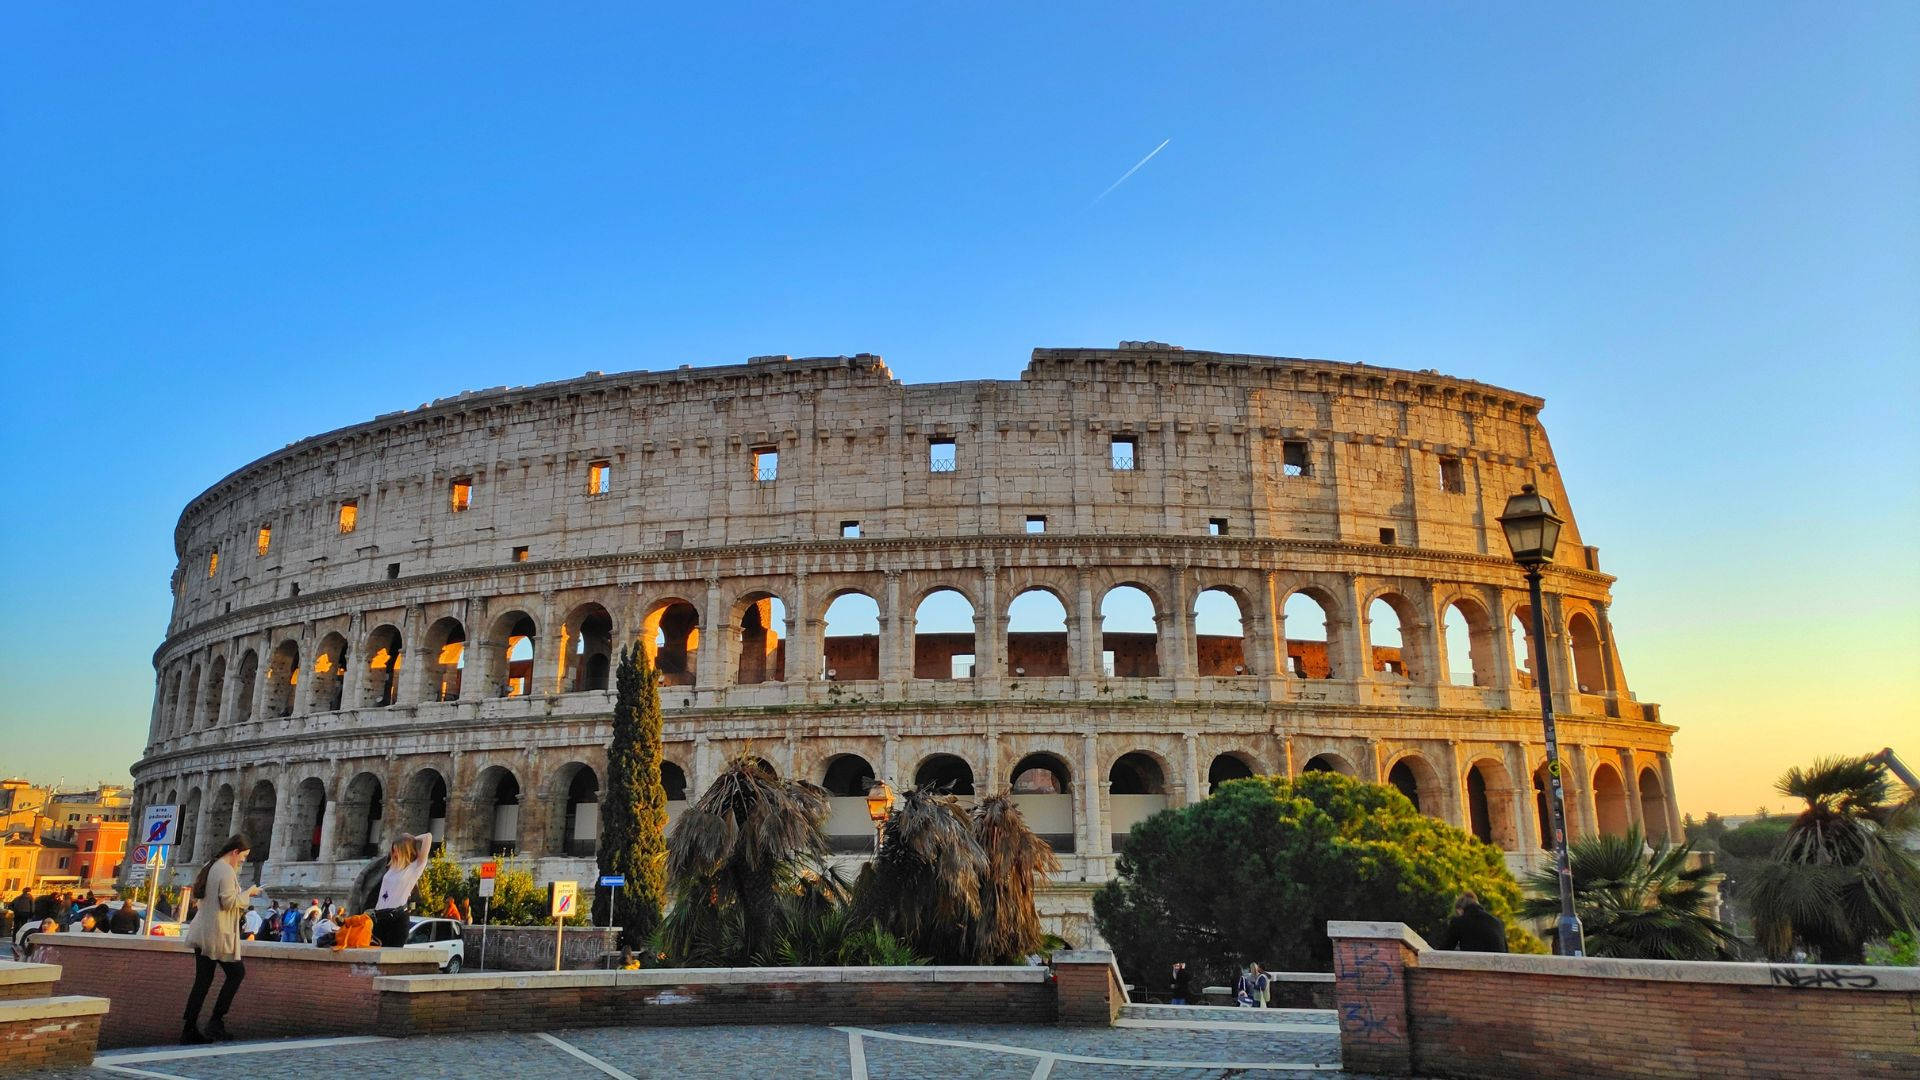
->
[1497,485,1564,565]
[865,781,894,822]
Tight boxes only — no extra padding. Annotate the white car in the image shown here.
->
[405,916,466,973]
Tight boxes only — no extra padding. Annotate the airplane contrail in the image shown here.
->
[1091,138,1171,205]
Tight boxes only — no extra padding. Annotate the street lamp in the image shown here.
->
[863,780,895,859]
[1497,484,1587,958]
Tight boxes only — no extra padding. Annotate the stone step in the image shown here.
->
[1119,1003,1337,1026]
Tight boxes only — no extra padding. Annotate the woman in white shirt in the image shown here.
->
[369,833,437,948]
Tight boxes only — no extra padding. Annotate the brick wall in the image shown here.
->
[1052,950,1127,1025]
[33,935,439,1048]
[378,967,1056,1036]
[0,1004,104,1074]
[1329,921,1920,1080]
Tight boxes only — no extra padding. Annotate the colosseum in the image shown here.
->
[131,344,1680,943]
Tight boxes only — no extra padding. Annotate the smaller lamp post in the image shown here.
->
[1497,484,1587,958]
[864,780,895,859]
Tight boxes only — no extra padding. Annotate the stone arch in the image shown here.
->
[201,656,226,728]
[422,617,467,702]
[400,767,450,851]
[552,762,600,857]
[1108,750,1170,851]
[1303,752,1357,776]
[1010,751,1075,853]
[820,590,880,680]
[312,632,350,712]
[1532,762,1554,851]
[471,765,522,856]
[1207,751,1257,794]
[288,776,327,862]
[1011,751,1072,794]
[241,779,276,864]
[1592,762,1630,837]
[1638,766,1670,845]
[232,650,258,722]
[913,753,975,795]
[178,787,203,863]
[485,611,537,698]
[659,760,688,803]
[1193,587,1249,676]
[640,597,700,687]
[731,592,787,685]
[1365,592,1416,680]
[559,602,614,693]
[1005,587,1070,677]
[1440,596,1495,687]
[1464,757,1519,850]
[1099,584,1160,677]
[1281,587,1341,679]
[1386,752,1445,818]
[181,664,202,734]
[913,587,977,679]
[1568,612,1605,694]
[206,784,236,850]
[362,624,405,708]
[163,668,184,735]
[821,754,879,797]
[820,753,880,854]
[337,772,385,860]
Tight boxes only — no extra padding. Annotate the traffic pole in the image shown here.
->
[141,847,164,937]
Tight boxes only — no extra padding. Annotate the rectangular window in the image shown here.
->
[450,478,472,512]
[663,529,684,549]
[1102,650,1116,677]
[951,653,976,679]
[587,460,612,496]
[207,549,219,578]
[289,582,300,598]
[1439,456,1465,494]
[1283,440,1312,477]
[1379,527,1397,545]
[1026,515,1046,534]
[1110,436,1136,471]
[256,525,271,556]
[1208,518,1227,536]
[386,562,400,579]
[83,840,93,852]
[752,447,779,482]
[511,545,529,562]
[840,521,861,539]
[929,438,956,473]
[338,500,358,534]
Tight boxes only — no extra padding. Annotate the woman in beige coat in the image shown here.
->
[180,834,260,1043]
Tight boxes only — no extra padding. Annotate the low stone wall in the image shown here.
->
[470,924,622,970]
[376,965,1057,1035]
[1052,951,1128,1025]
[0,960,110,1073]
[1195,972,1335,1009]
[0,959,59,1001]
[1328,921,1920,1080]
[31,934,440,1048]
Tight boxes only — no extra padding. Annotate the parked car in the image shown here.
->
[405,916,466,973]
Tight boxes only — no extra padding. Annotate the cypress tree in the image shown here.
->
[595,645,668,948]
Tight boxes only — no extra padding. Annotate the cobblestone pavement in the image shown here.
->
[33,1015,1382,1080]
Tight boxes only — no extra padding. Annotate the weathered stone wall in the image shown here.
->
[128,346,1680,936]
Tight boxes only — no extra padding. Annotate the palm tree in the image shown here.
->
[854,785,986,963]
[970,793,1060,963]
[662,755,835,963]
[1747,755,1920,962]
[1523,826,1740,960]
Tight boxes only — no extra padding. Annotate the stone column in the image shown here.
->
[880,732,898,787]
[530,592,561,696]
[270,773,295,864]
[693,735,715,796]
[1336,579,1370,681]
[878,571,907,692]
[457,596,487,702]
[1181,732,1203,804]
[1080,732,1106,878]
[291,623,318,716]
[1166,565,1194,678]
[1442,741,1468,830]
[975,566,1002,695]
[785,570,815,686]
[982,731,1002,796]
[340,613,368,709]
[316,786,341,864]
[1656,752,1684,841]
[1620,748,1646,833]
[1075,567,1099,680]
[1487,590,1517,692]
[1509,745,1540,853]
[190,773,218,863]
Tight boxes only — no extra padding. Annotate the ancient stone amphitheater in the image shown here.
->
[133,344,1679,943]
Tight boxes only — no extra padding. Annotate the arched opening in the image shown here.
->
[362,625,404,707]
[1510,607,1536,689]
[641,599,700,687]
[557,764,600,857]
[202,657,225,728]
[1005,588,1070,677]
[178,788,203,863]
[1387,755,1445,818]
[1099,585,1159,677]
[1532,764,1553,850]
[1465,760,1518,849]
[232,650,258,722]
[181,665,201,733]
[820,591,880,680]
[401,768,449,854]
[312,633,349,712]
[1367,597,1409,679]
[1207,752,1256,794]
[289,778,326,862]
[1283,592,1336,678]
[163,670,182,734]
[1010,752,1074,852]
[1592,763,1630,837]
[1303,753,1355,776]
[1108,752,1168,851]
[1442,599,1494,687]
[242,780,276,865]
[339,773,384,860]
[488,613,536,698]
[423,618,467,702]
[660,761,688,803]
[1568,613,1605,694]
[733,593,787,684]
[913,588,976,679]
[206,785,235,851]
[1638,767,1670,845]
[1193,588,1248,676]
[821,754,880,852]
[474,767,521,856]
[914,753,975,795]
[560,604,614,693]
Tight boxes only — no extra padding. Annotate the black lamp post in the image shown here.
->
[1497,484,1587,958]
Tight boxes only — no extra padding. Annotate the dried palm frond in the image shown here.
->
[972,792,1061,963]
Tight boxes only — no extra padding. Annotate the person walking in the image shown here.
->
[7,888,32,925]
[368,832,436,948]
[1444,891,1509,953]
[180,835,261,1044]
[1169,961,1192,1005]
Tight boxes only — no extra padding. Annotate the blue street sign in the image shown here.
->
[598,875,626,887]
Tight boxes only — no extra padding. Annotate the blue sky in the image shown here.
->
[2,4,1915,812]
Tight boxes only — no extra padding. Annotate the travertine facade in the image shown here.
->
[131,345,1679,944]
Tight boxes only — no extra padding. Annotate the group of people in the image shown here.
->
[7,886,165,959]
[241,897,341,944]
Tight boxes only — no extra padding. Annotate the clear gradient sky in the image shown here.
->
[2,4,1915,815]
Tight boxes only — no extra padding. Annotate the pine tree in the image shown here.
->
[595,646,668,948]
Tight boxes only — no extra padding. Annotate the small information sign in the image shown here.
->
[549,880,578,918]
[598,874,625,888]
